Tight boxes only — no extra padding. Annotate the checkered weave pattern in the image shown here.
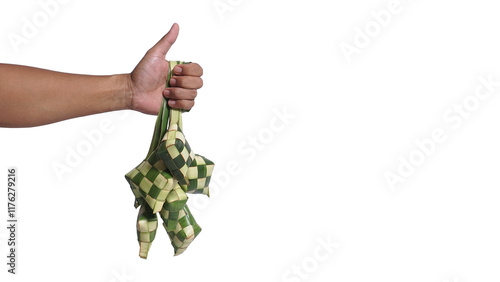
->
[160,205,202,256]
[137,205,158,259]
[125,152,174,213]
[156,109,195,185]
[124,60,214,258]
[160,183,188,232]
[180,154,214,196]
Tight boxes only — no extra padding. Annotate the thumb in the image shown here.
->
[150,23,179,56]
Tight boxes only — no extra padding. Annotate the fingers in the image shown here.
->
[172,63,203,76]
[167,99,195,111]
[165,62,203,111]
[163,88,197,111]
[150,23,179,56]
[169,76,203,89]
[163,88,197,100]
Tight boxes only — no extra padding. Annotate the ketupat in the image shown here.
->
[137,204,158,259]
[156,106,195,186]
[180,154,214,196]
[160,205,202,256]
[125,60,214,258]
[125,152,175,213]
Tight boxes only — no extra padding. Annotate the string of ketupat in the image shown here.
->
[125,61,214,258]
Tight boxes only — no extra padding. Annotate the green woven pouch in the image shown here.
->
[156,106,195,185]
[160,205,202,256]
[125,152,175,213]
[137,204,158,258]
[180,154,214,196]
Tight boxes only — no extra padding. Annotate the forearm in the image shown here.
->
[0,64,132,127]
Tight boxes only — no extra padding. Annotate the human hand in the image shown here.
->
[128,23,203,114]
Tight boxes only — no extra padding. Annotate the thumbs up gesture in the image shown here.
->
[129,23,203,114]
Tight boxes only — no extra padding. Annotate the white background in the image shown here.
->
[1,0,500,281]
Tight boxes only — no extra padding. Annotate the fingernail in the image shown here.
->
[168,100,176,106]
[174,67,182,74]
[170,78,176,86]
[164,90,170,96]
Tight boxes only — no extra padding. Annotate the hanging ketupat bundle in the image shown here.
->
[125,61,214,258]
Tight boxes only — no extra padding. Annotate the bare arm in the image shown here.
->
[0,65,131,127]
[0,23,203,128]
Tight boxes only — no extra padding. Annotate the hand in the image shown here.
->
[128,23,203,114]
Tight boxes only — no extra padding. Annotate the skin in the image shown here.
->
[0,23,203,128]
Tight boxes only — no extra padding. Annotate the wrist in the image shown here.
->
[113,73,135,111]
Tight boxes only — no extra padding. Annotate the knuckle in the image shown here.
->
[169,88,179,97]
[181,100,191,110]
[176,77,185,87]
[187,63,203,76]
[194,63,203,76]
